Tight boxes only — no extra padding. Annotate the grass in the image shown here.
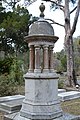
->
[61,98,80,115]
[59,76,80,116]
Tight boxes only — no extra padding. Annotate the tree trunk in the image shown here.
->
[65,35,77,86]
[64,0,77,87]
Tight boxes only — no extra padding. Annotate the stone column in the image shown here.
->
[34,45,41,73]
[43,45,49,72]
[28,45,34,73]
[49,45,54,72]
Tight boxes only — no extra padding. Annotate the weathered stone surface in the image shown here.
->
[29,18,54,36]
[58,91,80,101]
[0,95,24,103]
[20,74,62,119]
[0,98,24,113]
[58,89,66,93]
[4,112,80,120]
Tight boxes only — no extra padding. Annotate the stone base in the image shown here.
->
[20,98,62,119]
[4,112,80,120]
[20,72,61,120]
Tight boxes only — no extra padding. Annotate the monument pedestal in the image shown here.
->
[19,72,63,120]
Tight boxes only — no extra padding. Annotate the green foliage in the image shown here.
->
[54,49,67,72]
[10,57,24,84]
[74,36,80,75]
[0,56,25,96]
[58,80,64,89]
[0,5,31,54]
[54,36,80,75]
[0,57,13,74]
[0,56,24,83]
[60,55,67,72]
[0,74,17,96]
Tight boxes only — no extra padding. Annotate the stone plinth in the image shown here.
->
[20,72,63,120]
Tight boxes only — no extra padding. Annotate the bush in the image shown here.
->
[0,56,24,84]
[0,56,25,96]
[0,57,13,74]
[0,74,18,96]
[10,58,24,84]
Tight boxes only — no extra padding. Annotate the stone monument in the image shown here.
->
[4,3,80,120]
[19,3,64,120]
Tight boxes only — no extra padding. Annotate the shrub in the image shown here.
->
[0,56,24,96]
[0,57,13,74]
[10,58,24,85]
[0,74,18,96]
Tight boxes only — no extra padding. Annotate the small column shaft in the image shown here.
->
[49,45,54,72]
[28,45,34,72]
[43,45,49,72]
[34,45,41,73]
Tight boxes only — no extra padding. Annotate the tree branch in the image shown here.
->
[70,6,77,14]
[42,0,64,11]
[45,18,65,27]
[71,0,80,35]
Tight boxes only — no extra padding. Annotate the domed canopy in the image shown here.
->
[29,19,54,35]
[29,3,54,36]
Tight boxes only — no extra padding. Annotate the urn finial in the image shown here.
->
[39,3,45,18]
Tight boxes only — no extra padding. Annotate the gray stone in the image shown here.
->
[29,18,54,36]
[4,112,80,120]
[0,95,24,103]
[0,99,24,114]
[20,73,62,120]
[58,91,80,101]
[58,89,66,93]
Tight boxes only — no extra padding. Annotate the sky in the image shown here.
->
[19,0,80,52]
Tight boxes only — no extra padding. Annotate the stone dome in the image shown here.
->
[29,3,54,36]
[29,18,54,36]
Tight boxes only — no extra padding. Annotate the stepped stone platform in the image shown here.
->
[0,99,23,114]
[0,95,24,113]
[4,112,80,120]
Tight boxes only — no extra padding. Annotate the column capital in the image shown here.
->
[29,44,34,47]
[34,45,41,48]
[43,45,49,48]
[49,45,54,49]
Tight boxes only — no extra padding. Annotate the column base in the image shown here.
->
[28,69,34,73]
[43,69,50,73]
[20,99,62,120]
[4,112,64,120]
[34,69,41,73]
